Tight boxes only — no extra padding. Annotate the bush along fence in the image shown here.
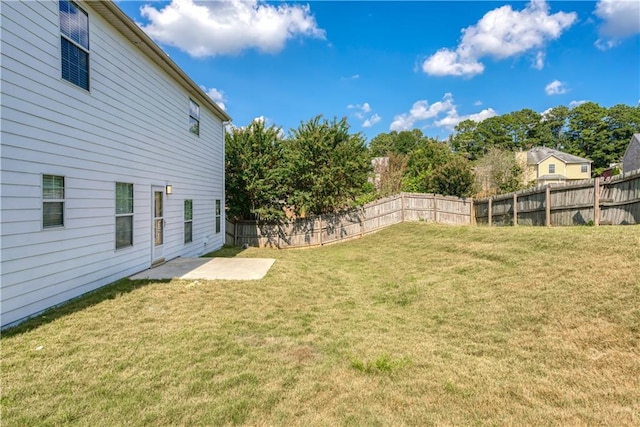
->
[474,169,640,226]
[225,193,473,248]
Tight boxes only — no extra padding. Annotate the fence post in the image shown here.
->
[488,198,492,227]
[470,198,475,225]
[234,221,238,246]
[545,186,551,227]
[513,192,518,226]
[360,207,365,237]
[594,177,600,226]
[401,193,406,223]
[319,216,323,246]
[433,195,439,224]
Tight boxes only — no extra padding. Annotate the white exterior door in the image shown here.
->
[152,187,164,263]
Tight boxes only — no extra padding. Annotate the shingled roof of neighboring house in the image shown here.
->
[526,147,592,165]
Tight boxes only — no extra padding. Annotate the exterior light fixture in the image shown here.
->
[165,185,173,195]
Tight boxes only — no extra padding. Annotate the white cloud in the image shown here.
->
[362,114,381,128]
[348,103,379,127]
[422,49,484,77]
[545,80,568,95]
[533,51,545,70]
[390,93,496,131]
[202,86,227,110]
[422,0,576,77]
[347,102,370,113]
[541,107,554,118]
[138,0,325,57]
[474,100,483,106]
[390,93,455,130]
[594,0,640,49]
[434,108,498,130]
[569,100,588,108]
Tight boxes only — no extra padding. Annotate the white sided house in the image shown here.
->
[1,0,231,327]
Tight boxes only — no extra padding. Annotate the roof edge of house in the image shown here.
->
[95,1,232,123]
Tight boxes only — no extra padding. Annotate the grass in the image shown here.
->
[2,223,639,426]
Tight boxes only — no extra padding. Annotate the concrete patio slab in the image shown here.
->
[129,257,276,281]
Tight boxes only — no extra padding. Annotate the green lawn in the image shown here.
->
[2,223,639,426]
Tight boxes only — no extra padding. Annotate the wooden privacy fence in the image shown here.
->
[474,169,640,227]
[225,193,473,248]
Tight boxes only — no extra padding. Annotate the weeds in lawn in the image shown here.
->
[350,353,411,375]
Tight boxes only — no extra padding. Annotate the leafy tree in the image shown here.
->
[565,103,640,173]
[538,105,569,148]
[605,104,640,166]
[428,156,475,198]
[565,102,609,169]
[504,109,540,149]
[450,119,482,160]
[285,116,370,216]
[449,102,640,176]
[225,120,289,220]
[368,129,424,157]
[402,138,451,192]
[474,147,524,197]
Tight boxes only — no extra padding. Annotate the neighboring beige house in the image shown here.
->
[622,134,640,173]
[516,147,592,186]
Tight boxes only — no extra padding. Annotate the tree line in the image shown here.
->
[450,102,640,173]
[226,103,640,220]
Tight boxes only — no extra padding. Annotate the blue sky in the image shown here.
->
[116,0,640,142]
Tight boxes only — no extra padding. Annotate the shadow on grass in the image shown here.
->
[202,244,246,258]
[3,244,246,337]
[1,278,171,338]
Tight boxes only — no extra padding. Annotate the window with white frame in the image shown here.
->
[59,0,89,90]
[184,200,193,243]
[548,163,556,174]
[43,175,65,228]
[215,200,221,233]
[189,99,200,136]
[115,183,133,249]
[581,163,588,173]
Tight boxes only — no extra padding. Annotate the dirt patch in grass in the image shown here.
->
[2,223,639,425]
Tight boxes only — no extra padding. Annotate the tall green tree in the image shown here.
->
[225,120,289,220]
[286,116,370,216]
[402,138,452,192]
[538,105,569,148]
[368,129,425,157]
[429,156,475,198]
[450,119,481,160]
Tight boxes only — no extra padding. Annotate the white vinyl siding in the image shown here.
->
[0,0,226,327]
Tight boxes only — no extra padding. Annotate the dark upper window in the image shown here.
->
[581,163,588,173]
[548,163,555,174]
[59,0,89,90]
[189,99,200,136]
